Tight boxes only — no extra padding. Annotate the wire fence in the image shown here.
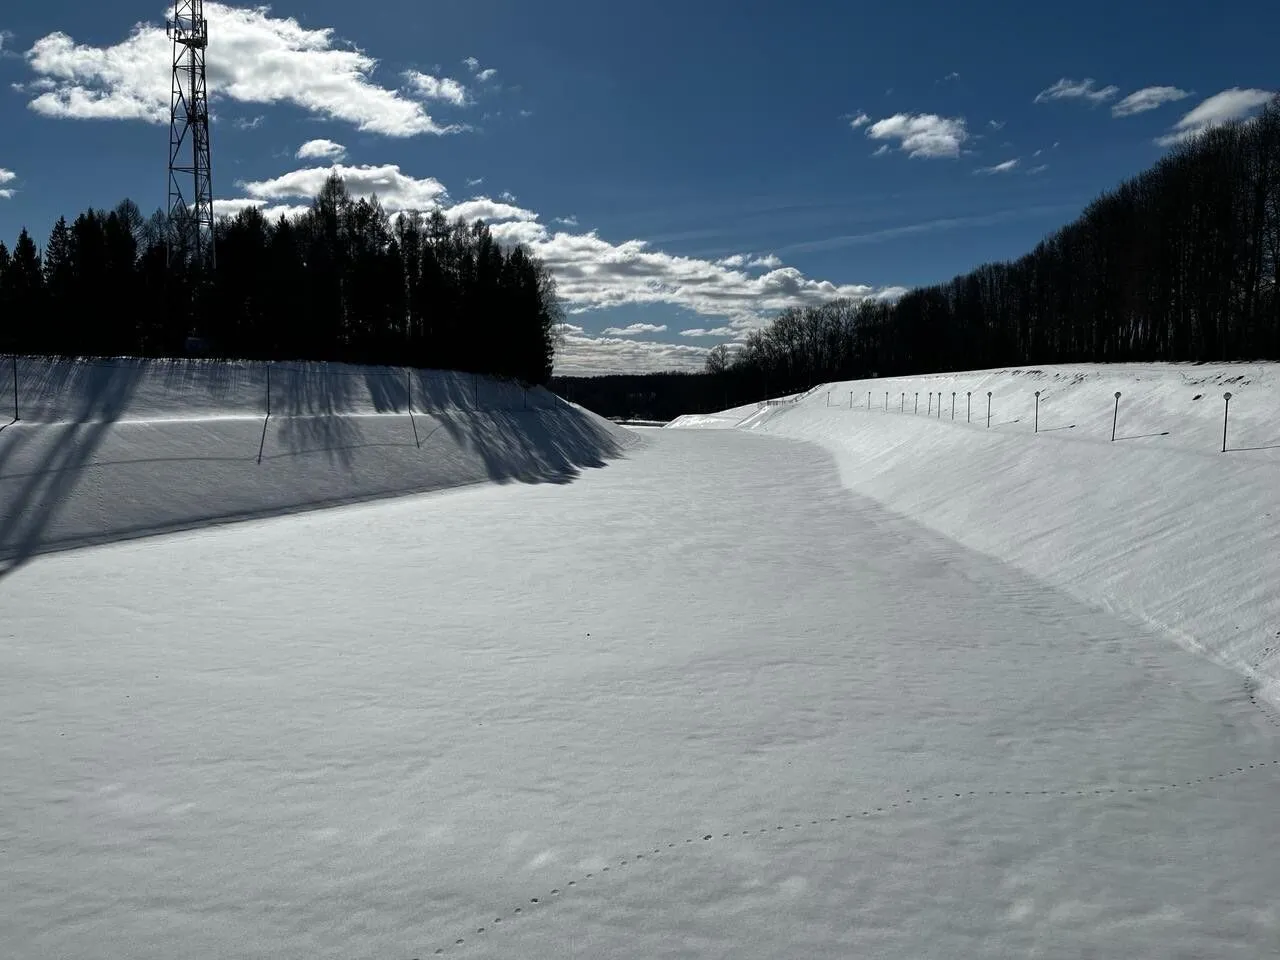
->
[2,355,565,426]
[817,382,1265,455]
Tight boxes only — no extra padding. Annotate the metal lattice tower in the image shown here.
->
[167,0,214,270]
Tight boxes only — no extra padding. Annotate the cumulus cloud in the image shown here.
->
[975,158,1019,174]
[24,4,462,135]
[1155,87,1275,146]
[848,111,870,128]
[864,113,968,158]
[0,30,16,56]
[1111,85,1190,117]
[988,119,1005,130]
[679,327,736,338]
[553,329,709,376]
[403,71,469,107]
[236,163,450,211]
[296,138,346,160]
[600,323,668,336]
[476,68,496,82]
[554,215,579,227]
[443,197,538,223]
[0,166,15,199]
[462,56,479,71]
[1034,77,1118,105]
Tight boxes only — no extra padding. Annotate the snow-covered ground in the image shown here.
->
[3,418,1279,957]
[0,357,630,568]
[672,363,1280,709]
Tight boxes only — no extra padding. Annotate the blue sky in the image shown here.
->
[0,0,1276,374]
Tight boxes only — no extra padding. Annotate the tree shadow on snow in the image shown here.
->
[0,362,145,578]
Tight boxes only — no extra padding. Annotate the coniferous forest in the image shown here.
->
[0,173,561,384]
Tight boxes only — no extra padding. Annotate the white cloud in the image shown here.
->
[1111,85,1190,117]
[1027,164,1048,174]
[499,190,517,203]
[234,114,264,130]
[554,215,579,227]
[466,177,484,187]
[24,4,461,135]
[403,70,469,107]
[489,225,887,324]
[941,71,959,82]
[848,111,870,128]
[870,144,890,157]
[0,30,17,56]
[443,197,538,223]
[476,68,497,82]
[462,56,480,71]
[679,327,736,338]
[715,254,746,268]
[296,138,346,160]
[0,167,15,198]
[1034,78,1119,105]
[747,253,782,269]
[975,158,1019,174]
[236,163,449,211]
[600,323,668,336]
[553,330,710,376]
[1155,87,1275,146]
[865,113,968,158]
[988,119,1005,130]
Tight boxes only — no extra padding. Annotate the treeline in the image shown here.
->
[550,372,728,422]
[0,173,560,384]
[717,97,1280,399]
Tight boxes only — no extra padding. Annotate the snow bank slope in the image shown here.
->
[672,363,1280,703]
[0,357,633,565]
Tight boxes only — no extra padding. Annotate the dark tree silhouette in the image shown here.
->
[0,172,562,384]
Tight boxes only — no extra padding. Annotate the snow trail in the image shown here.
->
[2,428,1277,958]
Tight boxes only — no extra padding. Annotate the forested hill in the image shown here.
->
[0,173,560,385]
[716,98,1280,401]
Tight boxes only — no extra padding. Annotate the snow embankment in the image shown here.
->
[0,357,633,566]
[672,363,1280,704]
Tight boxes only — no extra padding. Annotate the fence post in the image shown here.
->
[986,391,992,428]
[914,392,918,414]
[407,370,421,448]
[266,363,271,417]
[827,391,830,407]
[951,391,956,420]
[10,354,16,423]
[867,391,871,409]
[928,392,933,416]
[967,391,971,423]
[884,391,888,411]
[900,392,904,412]
[1111,391,1121,442]
[849,391,853,409]
[1034,391,1040,433]
[1222,392,1232,453]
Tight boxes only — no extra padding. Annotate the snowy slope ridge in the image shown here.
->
[0,356,633,567]
[670,363,1280,705]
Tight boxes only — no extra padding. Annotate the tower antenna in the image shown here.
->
[166,0,213,270]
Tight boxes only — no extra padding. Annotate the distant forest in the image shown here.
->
[571,98,1280,421]
[0,173,561,384]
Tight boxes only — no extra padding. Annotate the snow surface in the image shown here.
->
[671,363,1280,710]
[3,422,1280,958]
[0,357,632,568]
